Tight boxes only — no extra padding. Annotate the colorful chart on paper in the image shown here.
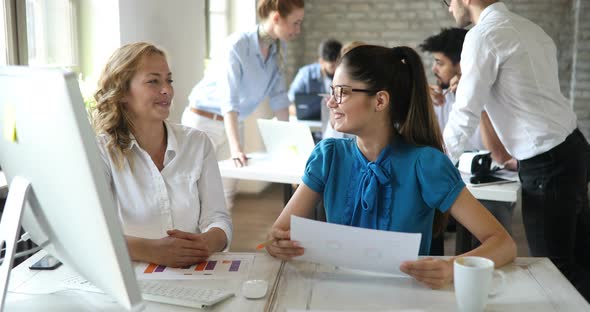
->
[134,254,254,280]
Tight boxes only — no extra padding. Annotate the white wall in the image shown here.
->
[77,0,121,79]
[229,0,256,33]
[117,0,206,123]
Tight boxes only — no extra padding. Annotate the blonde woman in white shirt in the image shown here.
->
[92,42,232,268]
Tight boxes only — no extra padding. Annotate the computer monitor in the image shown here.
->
[257,119,315,162]
[294,93,323,121]
[0,66,143,310]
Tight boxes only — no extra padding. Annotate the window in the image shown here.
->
[21,0,77,68]
[206,0,229,59]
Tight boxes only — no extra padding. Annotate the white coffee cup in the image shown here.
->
[454,256,505,312]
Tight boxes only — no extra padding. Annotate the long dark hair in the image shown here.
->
[340,45,448,236]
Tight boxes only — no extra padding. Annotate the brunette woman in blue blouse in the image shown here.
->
[182,0,304,210]
[265,45,516,289]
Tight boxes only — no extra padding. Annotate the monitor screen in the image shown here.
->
[0,66,142,310]
[294,93,323,121]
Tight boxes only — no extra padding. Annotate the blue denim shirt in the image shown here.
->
[188,25,290,121]
[288,63,328,101]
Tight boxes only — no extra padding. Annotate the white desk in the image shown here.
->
[269,258,589,312]
[10,252,588,311]
[6,250,282,311]
[219,152,303,185]
[0,171,7,199]
[219,152,521,204]
[289,115,323,132]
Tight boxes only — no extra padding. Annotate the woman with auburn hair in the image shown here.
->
[182,0,305,211]
[265,45,516,288]
[92,42,231,268]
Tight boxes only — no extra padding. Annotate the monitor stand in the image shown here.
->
[0,176,31,310]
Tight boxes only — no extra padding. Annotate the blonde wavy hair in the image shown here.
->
[91,42,166,170]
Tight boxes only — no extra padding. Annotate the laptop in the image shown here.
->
[256,119,315,162]
[294,93,324,121]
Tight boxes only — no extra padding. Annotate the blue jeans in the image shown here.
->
[519,128,590,302]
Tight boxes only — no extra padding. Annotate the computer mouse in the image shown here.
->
[241,279,268,299]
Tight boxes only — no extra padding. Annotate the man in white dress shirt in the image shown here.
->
[445,0,590,300]
[420,27,516,251]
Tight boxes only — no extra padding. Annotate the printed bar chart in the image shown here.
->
[229,260,241,272]
[136,254,253,280]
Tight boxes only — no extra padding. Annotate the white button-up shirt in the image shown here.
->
[434,91,484,151]
[97,122,232,245]
[443,2,576,163]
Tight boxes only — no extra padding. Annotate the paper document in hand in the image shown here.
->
[290,216,421,277]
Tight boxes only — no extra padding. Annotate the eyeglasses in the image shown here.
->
[329,85,378,104]
[442,0,450,7]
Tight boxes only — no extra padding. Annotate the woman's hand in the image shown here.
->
[400,258,454,289]
[149,230,211,268]
[230,150,248,167]
[224,111,248,167]
[265,228,304,260]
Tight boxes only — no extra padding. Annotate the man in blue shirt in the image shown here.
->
[288,39,341,101]
[289,39,341,141]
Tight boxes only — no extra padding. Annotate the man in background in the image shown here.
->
[445,0,590,300]
[421,27,516,252]
[289,39,342,141]
[288,38,341,103]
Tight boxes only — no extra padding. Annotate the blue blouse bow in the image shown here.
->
[349,144,394,230]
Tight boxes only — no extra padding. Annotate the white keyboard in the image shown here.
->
[61,275,235,309]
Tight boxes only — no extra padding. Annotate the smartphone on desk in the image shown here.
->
[29,255,62,270]
[469,175,513,186]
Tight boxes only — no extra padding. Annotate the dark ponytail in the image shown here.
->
[340,45,448,238]
[390,47,448,238]
[389,46,444,153]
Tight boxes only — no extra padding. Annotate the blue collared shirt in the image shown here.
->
[188,25,290,121]
[302,138,465,255]
[287,63,329,101]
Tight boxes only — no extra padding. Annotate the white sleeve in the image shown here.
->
[196,135,233,250]
[443,31,499,163]
[218,41,243,116]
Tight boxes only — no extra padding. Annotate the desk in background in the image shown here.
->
[219,152,521,206]
[289,115,323,132]
[219,152,521,202]
[455,171,521,254]
[269,258,589,312]
[219,152,303,204]
[6,250,282,311]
